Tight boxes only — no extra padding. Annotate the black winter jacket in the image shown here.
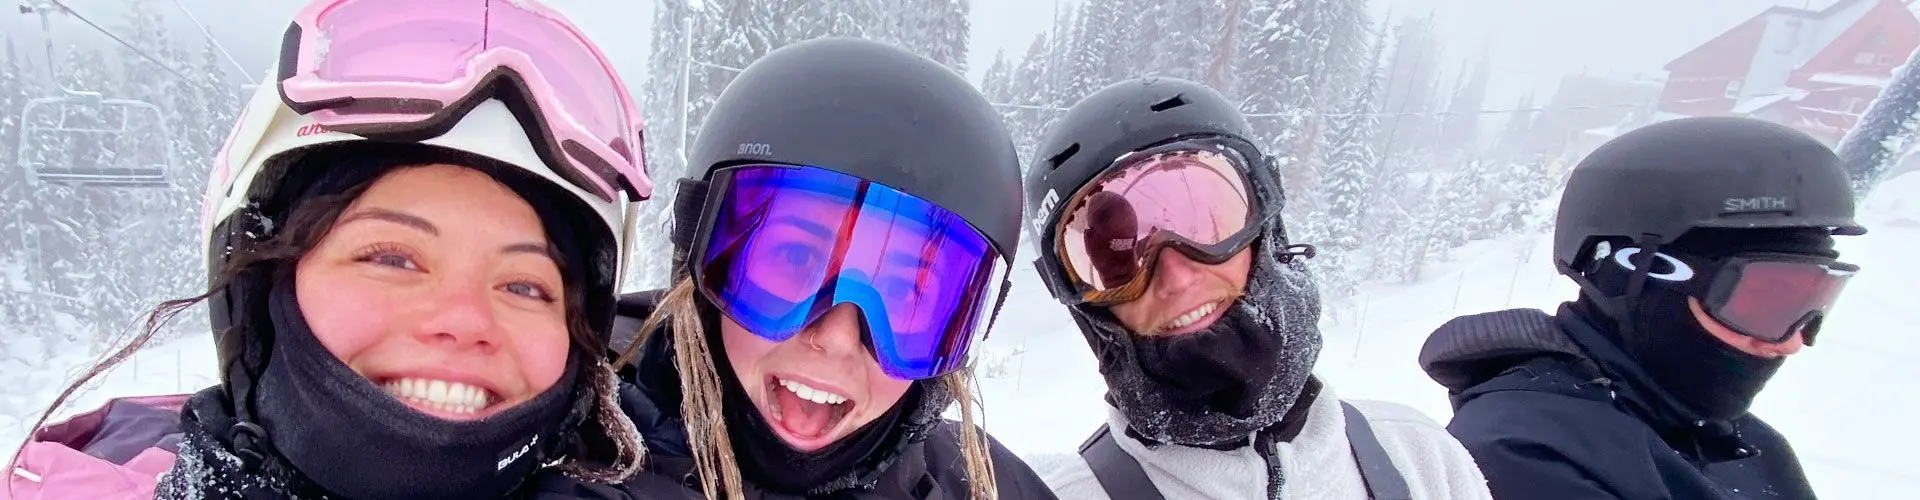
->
[1419,305,1816,500]
[605,291,1057,500]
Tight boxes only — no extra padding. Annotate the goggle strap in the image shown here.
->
[1621,234,1666,306]
[1561,259,1630,321]
[671,178,708,250]
[1037,257,1082,306]
[984,277,1011,340]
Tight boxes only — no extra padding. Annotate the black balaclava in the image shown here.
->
[1065,172,1324,448]
[1582,227,1837,421]
[696,300,953,495]
[254,278,581,500]
[217,144,628,498]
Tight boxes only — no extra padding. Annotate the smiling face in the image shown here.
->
[1109,247,1253,337]
[720,308,912,452]
[294,164,572,421]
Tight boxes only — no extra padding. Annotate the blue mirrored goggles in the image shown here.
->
[693,164,1010,380]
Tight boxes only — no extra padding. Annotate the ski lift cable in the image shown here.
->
[988,88,1829,119]
[42,0,195,82]
[165,0,253,79]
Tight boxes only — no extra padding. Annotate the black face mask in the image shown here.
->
[1578,231,1832,422]
[1073,235,1325,447]
[1583,279,1785,422]
[700,307,939,495]
[250,280,581,500]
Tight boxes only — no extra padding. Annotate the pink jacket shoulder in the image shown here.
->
[5,394,190,500]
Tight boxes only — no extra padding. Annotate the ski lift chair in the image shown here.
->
[15,90,178,188]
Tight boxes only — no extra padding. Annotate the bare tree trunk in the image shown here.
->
[1206,0,1246,92]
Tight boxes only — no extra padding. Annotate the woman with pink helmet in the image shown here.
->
[7,1,653,498]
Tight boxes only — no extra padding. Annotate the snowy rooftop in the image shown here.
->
[1808,71,1892,87]
[1648,111,1695,123]
[1732,93,1792,114]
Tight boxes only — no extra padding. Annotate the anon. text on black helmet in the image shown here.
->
[682,37,1023,263]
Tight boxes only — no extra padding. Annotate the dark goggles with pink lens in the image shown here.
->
[1054,136,1265,305]
[1679,252,1858,344]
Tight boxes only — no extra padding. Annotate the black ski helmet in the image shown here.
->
[1553,116,1865,274]
[1023,77,1280,303]
[674,37,1022,266]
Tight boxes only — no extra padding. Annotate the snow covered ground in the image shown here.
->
[9,175,1920,496]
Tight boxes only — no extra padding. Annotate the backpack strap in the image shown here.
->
[1078,425,1166,500]
[1342,402,1412,500]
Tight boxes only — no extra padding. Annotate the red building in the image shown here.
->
[1655,0,1920,144]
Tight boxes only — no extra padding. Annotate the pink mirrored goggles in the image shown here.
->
[278,0,650,202]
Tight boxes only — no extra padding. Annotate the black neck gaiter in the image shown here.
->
[1583,257,1785,422]
[1605,288,1784,422]
[701,307,931,495]
[1074,235,1325,447]
[251,280,581,500]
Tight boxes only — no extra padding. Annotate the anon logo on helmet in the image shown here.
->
[737,143,773,156]
[1723,196,1791,214]
[295,123,335,137]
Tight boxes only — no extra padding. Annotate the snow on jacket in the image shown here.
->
[1040,382,1492,500]
[6,394,188,500]
[7,388,638,500]
[1420,306,1817,500]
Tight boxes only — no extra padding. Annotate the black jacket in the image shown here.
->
[1420,305,1816,500]
[606,291,1057,500]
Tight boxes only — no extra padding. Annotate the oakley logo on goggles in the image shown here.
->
[277,0,648,202]
[694,165,1010,380]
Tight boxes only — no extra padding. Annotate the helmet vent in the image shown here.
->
[1150,95,1188,112]
[1046,142,1081,171]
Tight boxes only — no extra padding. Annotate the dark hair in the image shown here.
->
[28,143,600,434]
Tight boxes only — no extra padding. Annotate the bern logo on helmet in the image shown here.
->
[1722,196,1791,214]
[737,143,773,156]
[1031,189,1061,237]
[1109,238,1134,252]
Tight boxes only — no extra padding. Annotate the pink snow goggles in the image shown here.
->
[1055,136,1265,305]
[277,0,649,201]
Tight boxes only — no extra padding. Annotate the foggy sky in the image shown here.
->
[3,0,1851,110]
